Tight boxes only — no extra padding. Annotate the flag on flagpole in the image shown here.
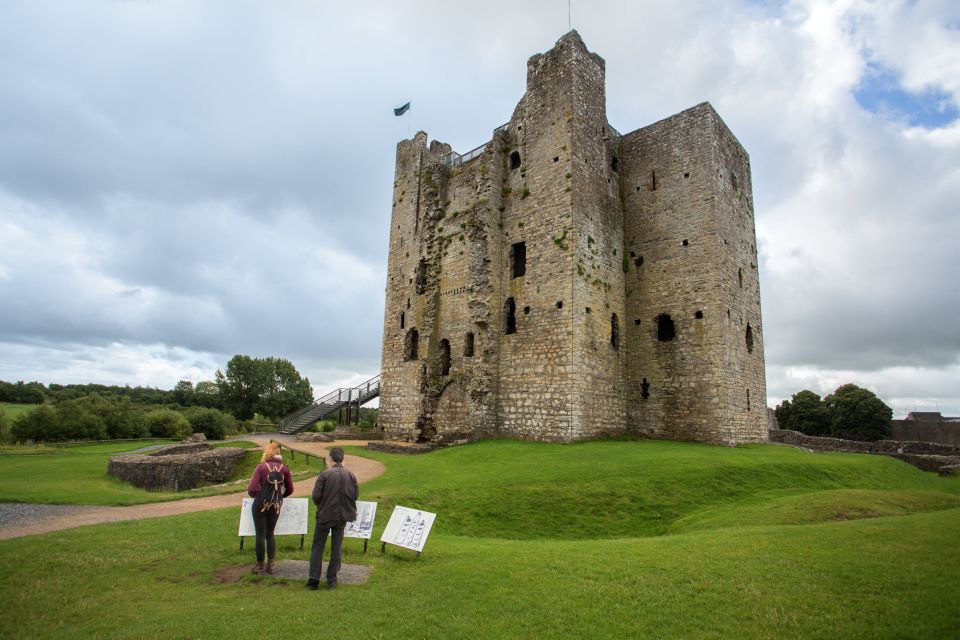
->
[394,102,411,116]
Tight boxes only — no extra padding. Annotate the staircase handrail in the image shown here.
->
[279,374,382,430]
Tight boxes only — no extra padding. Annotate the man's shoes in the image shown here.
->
[327,581,337,590]
[306,580,319,590]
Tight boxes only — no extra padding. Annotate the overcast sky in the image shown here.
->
[0,0,957,417]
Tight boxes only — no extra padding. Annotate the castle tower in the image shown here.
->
[379,32,767,445]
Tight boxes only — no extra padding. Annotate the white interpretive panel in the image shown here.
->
[380,505,436,552]
[237,498,308,537]
[345,501,377,540]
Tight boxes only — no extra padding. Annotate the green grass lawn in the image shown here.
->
[0,401,35,421]
[0,439,957,638]
[0,439,324,505]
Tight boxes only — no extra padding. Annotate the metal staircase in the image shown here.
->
[278,374,380,435]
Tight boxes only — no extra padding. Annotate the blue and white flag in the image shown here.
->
[394,102,411,116]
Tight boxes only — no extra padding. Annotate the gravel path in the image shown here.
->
[0,436,386,542]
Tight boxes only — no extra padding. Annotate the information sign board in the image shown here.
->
[380,505,436,552]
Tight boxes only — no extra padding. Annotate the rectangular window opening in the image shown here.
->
[510,242,526,278]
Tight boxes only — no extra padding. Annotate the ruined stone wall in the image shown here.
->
[381,124,509,442]
[618,103,766,445]
[769,429,960,473]
[710,111,767,442]
[380,133,429,441]
[566,35,627,438]
[428,143,505,441]
[492,37,582,441]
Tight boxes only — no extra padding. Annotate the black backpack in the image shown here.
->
[257,464,284,515]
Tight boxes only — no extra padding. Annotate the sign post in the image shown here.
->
[237,498,308,550]
[379,505,436,557]
[344,501,378,554]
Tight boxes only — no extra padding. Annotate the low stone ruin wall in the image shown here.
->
[107,435,248,491]
[296,430,386,442]
[365,438,470,455]
[147,442,209,456]
[296,433,336,443]
[769,429,960,475]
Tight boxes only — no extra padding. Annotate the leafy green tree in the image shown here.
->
[58,409,107,441]
[823,384,892,441]
[0,411,11,443]
[0,380,47,403]
[193,380,222,409]
[216,355,266,421]
[256,357,314,420]
[11,405,59,442]
[172,380,195,407]
[184,407,234,440]
[144,409,191,439]
[215,355,313,421]
[774,390,832,436]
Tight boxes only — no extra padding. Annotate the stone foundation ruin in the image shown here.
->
[770,429,960,476]
[107,434,248,491]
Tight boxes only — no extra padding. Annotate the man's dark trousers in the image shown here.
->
[308,521,345,586]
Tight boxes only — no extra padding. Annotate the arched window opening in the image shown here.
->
[745,324,754,353]
[656,314,676,342]
[510,151,521,170]
[610,313,620,349]
[464,332,475,357]
[505,298,517,335]
[439,339,451,376]
[611,156,619,173]
[404,328,419,361]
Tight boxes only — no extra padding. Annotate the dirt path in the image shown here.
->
[0,436,386,542]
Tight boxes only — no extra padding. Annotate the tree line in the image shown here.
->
[0,355,320,444]
[774,383,893,441]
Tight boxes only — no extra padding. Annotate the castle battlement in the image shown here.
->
[379,32,767,445]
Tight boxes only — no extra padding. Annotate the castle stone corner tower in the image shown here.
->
[379,32,767,446]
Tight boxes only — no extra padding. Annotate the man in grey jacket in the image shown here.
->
[307,447,359,590]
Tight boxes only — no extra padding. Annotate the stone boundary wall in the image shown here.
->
[890,420,960,447]
[296,430,386,442]
[107,435,248,491]
[769,429,960,475]
[296,433,336,443]
[148,442,209,456]
[365,438,469,455]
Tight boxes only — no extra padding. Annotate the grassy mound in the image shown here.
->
[355,439,959,539]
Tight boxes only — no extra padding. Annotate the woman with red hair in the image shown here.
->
[246,441,294,574]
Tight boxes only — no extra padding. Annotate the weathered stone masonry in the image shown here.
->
[380,32,768,445]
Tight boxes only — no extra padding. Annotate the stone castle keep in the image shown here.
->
[379,32,767,445]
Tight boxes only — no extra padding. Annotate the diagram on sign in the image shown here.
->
[237,498,308,537]
[380,505,436,552]
[344,501,377,539]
